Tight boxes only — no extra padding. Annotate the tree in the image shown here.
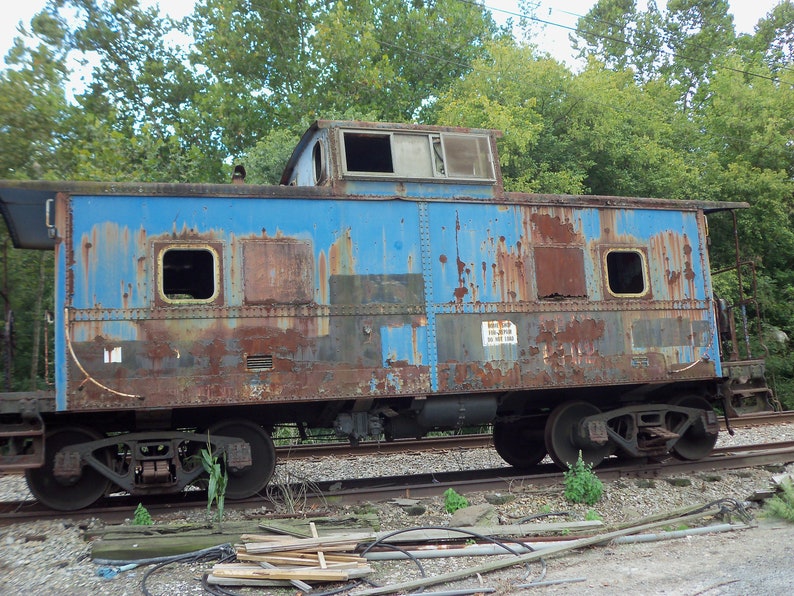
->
[49,0,225,182]
[573,0,737,103]
[435,39,584,194]
[663,0,736,102]
[0,11,69,179]
[188,0,500,159]
[738,0,794,75]
[310,0,500,122]
[572,0,666,80]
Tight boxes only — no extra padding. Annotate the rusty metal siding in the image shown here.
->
[424,200,718,394]
[57,186,720,412]
[60,194,429,410]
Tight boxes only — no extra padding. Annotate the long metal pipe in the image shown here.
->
[363,523,742,560]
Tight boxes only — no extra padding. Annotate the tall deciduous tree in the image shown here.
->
[738,0,794,75]
[50,0,225,182]
[188,0,500,159]
[0,11,69,179]
[574,0,737,102]
[311,0,500,122]
[572,0,666,80]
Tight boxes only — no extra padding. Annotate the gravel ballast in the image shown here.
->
[1,423,793,595]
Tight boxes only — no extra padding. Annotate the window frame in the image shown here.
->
[338,129,495,182]
[602,247,651,299]
[155,242,223,306]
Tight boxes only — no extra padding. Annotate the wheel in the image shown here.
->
[493,419,547,469]
[667,395,718,461]
[207,419,276,499]
[25,426,111,511]
[544,401,612,469]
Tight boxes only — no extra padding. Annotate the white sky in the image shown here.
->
[1,0,784,69]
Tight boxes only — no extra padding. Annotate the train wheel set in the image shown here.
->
[20,395,722,511]
[493,397,720,471]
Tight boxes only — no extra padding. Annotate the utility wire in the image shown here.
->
[463,0,794,85]
[551,2,794,77]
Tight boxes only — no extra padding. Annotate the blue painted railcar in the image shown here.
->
[0,120,774,510]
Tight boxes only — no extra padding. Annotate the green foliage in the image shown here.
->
[200,435,228,530]
[133,503,153,526]
[764,479,794,522]
[563,452,604,506]
[0,231,55,391]
[244,128,302,185]
[443,488,469,514]
[584,509,602,522]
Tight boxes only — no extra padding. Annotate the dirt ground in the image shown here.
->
[497,518,794,595]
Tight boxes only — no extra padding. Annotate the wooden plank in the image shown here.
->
[212,562,373,581]
[241,532,375,554]
[237,546,365,561]
[259,561,312,593]
[92,534,234,561]
[310,522,328,569]
[90,520,257,541]
[237,552,367,566]
[206,574,292,587]
[259,514,380,537]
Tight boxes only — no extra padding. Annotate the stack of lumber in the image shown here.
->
[208,524,375,588]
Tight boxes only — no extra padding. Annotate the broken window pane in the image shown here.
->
[343,132,394,173]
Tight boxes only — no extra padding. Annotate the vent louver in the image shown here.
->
[247,355,273,371]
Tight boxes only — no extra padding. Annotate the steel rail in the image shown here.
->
[2,440,793,525]
[274,410,794,460]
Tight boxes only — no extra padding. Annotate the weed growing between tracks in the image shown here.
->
[564,452,604,506]
[764,477,794,521]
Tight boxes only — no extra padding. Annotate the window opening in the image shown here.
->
[312,141,325,184]
[162,248,216,301]
[343,132,394,173]
[606,250,646,295]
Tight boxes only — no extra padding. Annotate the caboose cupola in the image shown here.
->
[279,120,504,199]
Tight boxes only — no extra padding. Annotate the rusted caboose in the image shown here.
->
[0,120,773,510]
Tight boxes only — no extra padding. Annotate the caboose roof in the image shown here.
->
[0,177,750,251]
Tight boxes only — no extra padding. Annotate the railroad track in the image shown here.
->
[3,438,793,526]
[274,410,794,460]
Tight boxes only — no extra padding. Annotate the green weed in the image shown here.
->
[443,488,469,513]
[133,503,152,526]
[200,434,228,531]
[563,451,604,505]
[764,478,794,522]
